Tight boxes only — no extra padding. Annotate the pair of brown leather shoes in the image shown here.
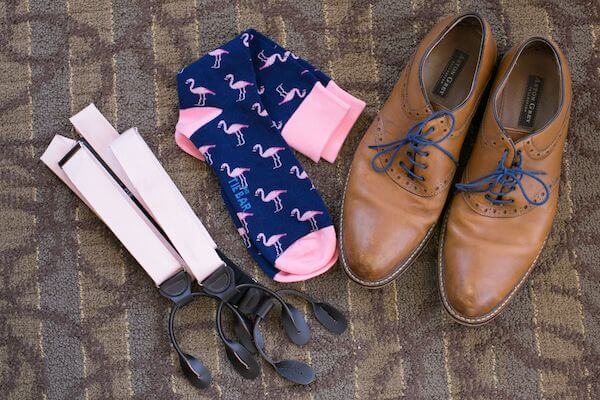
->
[340,13,572,325]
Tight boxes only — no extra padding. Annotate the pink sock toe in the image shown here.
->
[274,247,338,282]
[175,130,205,160]
[174,106,222,160]
[275,225,337,275]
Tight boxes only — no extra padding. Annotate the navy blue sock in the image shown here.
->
[174,29,364,281]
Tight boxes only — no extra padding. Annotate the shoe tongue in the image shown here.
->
[430,101,450,113]
[504,127,532,142]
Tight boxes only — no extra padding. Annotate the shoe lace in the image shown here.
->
[369,110,458,181]
[455,148,549,206]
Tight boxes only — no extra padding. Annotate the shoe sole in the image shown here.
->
[338,163,435,289]
[437,210,548,326]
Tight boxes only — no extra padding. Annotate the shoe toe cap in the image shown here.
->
[342,215,432,286]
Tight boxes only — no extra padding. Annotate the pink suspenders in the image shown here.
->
[40,104,347,390]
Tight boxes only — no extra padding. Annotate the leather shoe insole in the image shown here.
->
[423,16,483,111]
[496,41,560,140]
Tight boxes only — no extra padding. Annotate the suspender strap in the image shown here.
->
[42,103,228,285]
[41,137,184,285]
[111,128,223,282]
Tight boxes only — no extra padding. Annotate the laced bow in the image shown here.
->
[369,110,458,181]
[455,148,550,206]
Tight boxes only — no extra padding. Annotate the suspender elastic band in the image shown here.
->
[41,136,184,285]
[110,127,223,282]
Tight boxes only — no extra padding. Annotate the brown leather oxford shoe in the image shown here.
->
[340,13,497,287]
[439,37,572,324]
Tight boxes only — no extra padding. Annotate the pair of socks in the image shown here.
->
[174,29,365,282]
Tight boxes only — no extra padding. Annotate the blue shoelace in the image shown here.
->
[455,148,549,206]
[369,110,458,181]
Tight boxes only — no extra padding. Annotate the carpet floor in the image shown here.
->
[1,0,599,399]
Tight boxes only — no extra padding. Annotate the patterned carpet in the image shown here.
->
[1,0,599,399]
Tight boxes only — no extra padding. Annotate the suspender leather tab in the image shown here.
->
[159,270,194,307]
[201,265,238,303]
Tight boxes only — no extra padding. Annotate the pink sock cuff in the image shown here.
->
[174,106,222,160]
[281,82,351,162]
[322,81,366,163]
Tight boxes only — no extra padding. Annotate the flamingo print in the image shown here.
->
[291,208,323,231]
[290,165,315,190]
[236,212,254,231]
[209,48,229,68]
[276,84,307,105]
[257,85,265,95]
[271,120,282,130]
[217,120,248,146]
[241,32,253,47]
[225,74,254,102]
[252,144,285,169]
[237,227,252,248]
[251,102,268,117]
[221,163,250,189]
[256,233,287,256]
[185,78,215,106]
[255,188,287,212]
[198,144,216,165]
[257,50,299,70]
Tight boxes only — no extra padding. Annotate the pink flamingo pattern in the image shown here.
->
[217,120,248,146]
[198,144,216,165]
[290,208,323,231]
[237,227,252,248]
[276,84,307,105]
[256,233,287,256]
[255,188,287,212]
[209,48,229,69]
[225,74,254,102]
[290,165,315,190]
[251,102,268,117]
[257,85,265,95]
[236,212,254,231]
[271,120,282,130]
[252,144,285,169]
[241,32,253,47]
[221,163,250,189]
[257,50,299,70]
[185,78,215,106]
